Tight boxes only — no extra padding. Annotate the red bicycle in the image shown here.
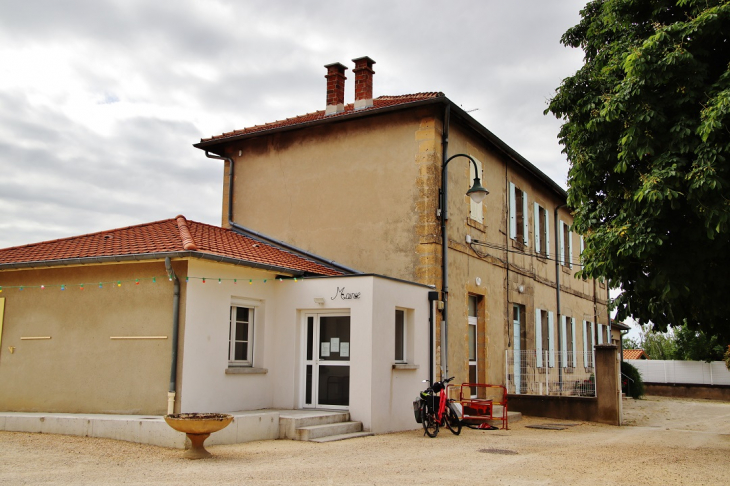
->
[415,377,462,437]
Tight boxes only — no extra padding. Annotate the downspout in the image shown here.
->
[439,103,451,378]
[204,151,361,275]
[428,291,439,384]
[165,257,180,415]
[505,163,510,348]
[554,203,566,389]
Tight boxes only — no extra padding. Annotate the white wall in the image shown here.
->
[181,263,431,433]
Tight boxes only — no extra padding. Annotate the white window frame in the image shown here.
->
[597,324,605,345]
[229,303,256,366]
[533,203,550,257]
[469,157,484,223]
[395,309,406,363]
[468,295,479,394]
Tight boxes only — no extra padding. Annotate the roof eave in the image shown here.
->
[195,95,567,201]
[0,251,323,277]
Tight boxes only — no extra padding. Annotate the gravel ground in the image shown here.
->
[2,396,729,485]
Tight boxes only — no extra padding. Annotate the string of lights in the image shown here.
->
[0,275,303,292]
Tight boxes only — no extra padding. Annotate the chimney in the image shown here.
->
[324,62,348,115]
[352,56,376,110]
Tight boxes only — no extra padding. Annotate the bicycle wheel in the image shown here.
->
[421,405,439,437]
[445,403,462,436]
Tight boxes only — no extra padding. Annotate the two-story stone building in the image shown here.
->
[194,57,611,397]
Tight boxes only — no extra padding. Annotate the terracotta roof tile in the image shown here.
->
[623,349,648,360]
[0,216,342,276]
[200,92,444,143]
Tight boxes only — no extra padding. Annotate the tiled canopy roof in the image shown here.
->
[0,216,342,276]
[199,92,444,143]
[623,349,648,360]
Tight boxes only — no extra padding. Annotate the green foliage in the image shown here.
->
[673,323,726,361]
[621,360,645,399]
[546,0,730,343]
[724,346,730,370]
[639,325,677,360]
[623,336,641,349]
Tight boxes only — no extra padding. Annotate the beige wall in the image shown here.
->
[0,261,187,414]
[215,105,609,390]
[223,108,439,281]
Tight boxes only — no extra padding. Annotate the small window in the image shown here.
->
[395,309,405,363]
[559,220,573,268]
[509,182,529,246]
[229,306,254,365]
[561,316,576,368]
[533,203,549,257]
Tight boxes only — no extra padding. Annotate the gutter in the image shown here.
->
[554,203,567,388]
[164,257,180,415]
[204,151,361,275]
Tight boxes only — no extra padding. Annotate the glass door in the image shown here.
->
[303,314,351,409]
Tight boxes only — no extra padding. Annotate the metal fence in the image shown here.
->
[626,359,730,386]
[505,350,597,397]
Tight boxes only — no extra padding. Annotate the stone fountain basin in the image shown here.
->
[164,413,233,434]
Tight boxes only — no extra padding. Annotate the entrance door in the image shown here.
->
[303,314,351,409]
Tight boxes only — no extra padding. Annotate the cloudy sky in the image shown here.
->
[0,0,589,249]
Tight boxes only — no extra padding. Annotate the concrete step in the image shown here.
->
[279,411,350,439]
[309,431,374,443]
[296,421,364,441]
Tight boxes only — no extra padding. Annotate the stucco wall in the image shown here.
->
[212,105,609,396]
[224,109,432,280]
[181,267,430,433]
[0,261,186,414]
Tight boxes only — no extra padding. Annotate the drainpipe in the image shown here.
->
[204,151,361,275]
[439,103,451,379]
[428,291,439,384]
[165,257,180,415]
[554,203,566,389]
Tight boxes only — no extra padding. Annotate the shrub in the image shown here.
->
[621,361,645,399]
[724,346,730,371]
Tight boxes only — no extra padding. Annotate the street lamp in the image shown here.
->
[439,153,489,378]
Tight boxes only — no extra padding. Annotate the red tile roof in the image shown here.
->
[199,92,444,143]
[0,216,342,276]
[623,349,648,360]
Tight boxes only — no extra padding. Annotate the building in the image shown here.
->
[193,57,611,397]
[0,216,431,434]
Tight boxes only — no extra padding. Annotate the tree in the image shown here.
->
[547,0,730,343]
[673,323,726,361]
[623,336,641,349]
[639,325,677,360]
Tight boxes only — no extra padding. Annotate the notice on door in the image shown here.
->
[340,342,350,357]
[331,337,340,353]
[321,342,330,357]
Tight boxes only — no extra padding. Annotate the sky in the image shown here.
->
[0,0,592,249]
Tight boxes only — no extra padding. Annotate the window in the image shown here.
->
[395,309,406,363]
[535,308,555,368]
[561,316,576,368]
[468,295,478,389]
[509,182,529,246]
[583,320,595,368]
[559,220,573,268]
[597,324,605,345]
[229,306,254,366]
[533,203,549,257]
[469,158,484,223]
